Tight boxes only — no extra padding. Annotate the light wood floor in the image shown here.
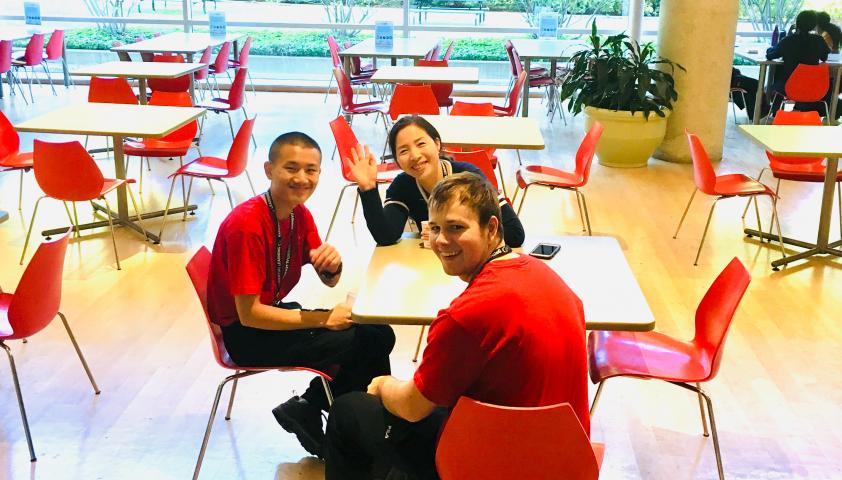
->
[1,85,841,480]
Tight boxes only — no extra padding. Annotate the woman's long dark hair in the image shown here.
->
[818,11,842,52]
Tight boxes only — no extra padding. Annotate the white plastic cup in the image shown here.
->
[421,220,431,249]
[345,290,357,307]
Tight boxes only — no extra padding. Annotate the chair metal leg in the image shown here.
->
[672,382,725,480]
[412,325,426,363]
[577,189,592,236]
[157,175,180,243]
[325,184,352,242]
[321,376,334,407]
[770,197,787,266]
[589,380,605,417]
[221,180,235,209]
[18,170,24,210]
[837,182,841,238]
[41,63,56,95]
[19,195,46,265]
[752,195,763,242]
[693,199,720,266]
[206,178,215,195]
[62,201,78,237]
[351,192,359,224]
[246,69,256,96]
[1,341,36,461]
[226,112,235,140]
[244,170,257,196]
[516,184,532,215]
[224,375,239,421]
[740,167,767,219]
[126,185,149,242]
[101,196,122,270]
[673,188,698,239]
[57,312,101,394]
[696,382,709,437]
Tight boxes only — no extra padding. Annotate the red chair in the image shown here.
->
[111,40,133,62]
[512,121,603,236]
[206,41,231,97]
[186,247,334,480]
[448,100,504,188]
[124,91,200,192]
[1,229,100,462]
[20,140,147,270]
[193,46,212,100]
[0,111,34,210]
[505,41,558,117]
[148,53,190,92]
[769,63,831,123]
[227,36,256,96]
[423,44,440,61]
[674,130,786,266]
[436,397,602,480]
[325,36,373,102]
[441,41,454,61]
[197,67,255,147]
[588,257,751,480]
[332,68,388,129]
[325,116,399,241]
[416,59,454,109]
[43,29,71,87]
[88,75,138,104]
[343,40,376,77]
[159,117,257,242]
[442,149,499,191]
[11,33,51,102]
[1,39,27,103]
[494,70,527,118]
[388,83,440,121]
[729,87,749,124]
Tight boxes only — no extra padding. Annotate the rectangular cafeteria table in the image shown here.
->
[73,61,207,104]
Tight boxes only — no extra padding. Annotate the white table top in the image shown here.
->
[73,61,207,78]
[352,234,655,331]
[371,66,480,84]
[510,39,583,59]
[15,103,206,138]
[111,32,241,54]
[421,114,545,150]
[739,125,842,158]
[339,38,439,58]
[734,46,842,65]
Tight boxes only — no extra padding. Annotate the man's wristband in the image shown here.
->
[319,262,343,279]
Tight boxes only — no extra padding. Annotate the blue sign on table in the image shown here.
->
[539,12,558,39]
[375,21,394,48]
[24,1,41,26]
[209,11,227,37]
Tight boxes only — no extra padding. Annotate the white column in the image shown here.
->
[653,0,739,163]
[628,0,643,43]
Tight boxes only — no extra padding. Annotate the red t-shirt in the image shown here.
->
[413,254,590,433]
[207,195,322,327]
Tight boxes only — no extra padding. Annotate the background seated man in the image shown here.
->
[323,171,589,480]
[207,132,395,458]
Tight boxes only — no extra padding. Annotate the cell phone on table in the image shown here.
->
[529,243,560,260]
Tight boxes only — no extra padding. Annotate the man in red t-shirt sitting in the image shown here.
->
[323,170,589,480]
[207,132,395,458]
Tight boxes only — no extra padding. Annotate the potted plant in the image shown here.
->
[559,22,684,167]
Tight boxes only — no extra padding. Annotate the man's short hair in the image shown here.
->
[796,10,818,33]
[429,172,504,239]
[268,132,322,163]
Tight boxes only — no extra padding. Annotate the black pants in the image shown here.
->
[732,74,770,119]
[324,392,448,480]
[221,312,395,412]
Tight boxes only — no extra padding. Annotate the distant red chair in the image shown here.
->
[325,116,399,241]
[441,41,454,61]
[207,41,231,97]
[769,63,831,123]
[148,53,190,92]
[448,100,504,190]
[505,41,558,117]
[1,40,27,103]
[436,397,602,480]
[343,40,376,77]
[325,36,373,102]
[11,33,51,102]
[0,110,34,210]
[158,117,257,242]
[416,59,454,109]
[589,257,751,480]
[513,121,603,236]
[193,46,212,100]
[423,44,440,61]
[332,68,388,129]
[674,130,786,266]
[227,36,256,95]
[388,83,440,120]
[443,149,499,191]
[186,246,334,480]
[86,76,139,152]
[197,67,255,147]
[1,229,100,462]
[494,70,527,118]
[42,29,71,87]
[21,140,147,270]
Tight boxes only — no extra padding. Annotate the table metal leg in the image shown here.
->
[61,42,70,87]
[752,64,766,125]
[138,78,148,105]
[186,52,196,103]
[521,58,531,117]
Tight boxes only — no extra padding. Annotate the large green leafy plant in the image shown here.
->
[560,22,684,119]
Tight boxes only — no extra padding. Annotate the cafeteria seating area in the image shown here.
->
[2,26,842,480]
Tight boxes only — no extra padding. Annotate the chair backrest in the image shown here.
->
[784,63,830,102]
[444,149,498,190]
[45,29,64,60]
[500,71,527,117]
[88,76,138,104]
[388,84,440,120]
[329,115,360,182]
[504,40,523,77]
[436,398,599,480]
[416,59,453,107]
[112,40,132,62]
[149,91,198,142]
[575,121,604,185]
[692,257,751,380]
[225,116,256,178]
[442,41,454,61]
[685,130,718,195]
[33,140,105,201]
[0,110,21,160]
[6,230,71,340]
[22,33,45,66]
[194,45,212,80]
[333,68,355,111]
[212,41,232,73]
[226,67,248,110]
[450,100,495,117]
[343,41,365,76]
[424,44,440,61]
[0,40,12,74]
[237,36,252,67]
[148,53,190,92]
[186,246,233,369]
[766,110,824,167]
[327,36,342,69]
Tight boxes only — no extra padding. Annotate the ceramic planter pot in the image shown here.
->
[584,106,670,168]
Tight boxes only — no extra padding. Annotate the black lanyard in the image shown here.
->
[264,191,295,303]
[468,244,513,285]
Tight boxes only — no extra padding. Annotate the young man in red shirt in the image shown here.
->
[323,169,589,479]
[207,132,395,458]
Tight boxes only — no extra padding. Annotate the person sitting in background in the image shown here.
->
[816,11,842,53]
[347,115,525,248]
[766,10,831,115]
[323,172,588,480]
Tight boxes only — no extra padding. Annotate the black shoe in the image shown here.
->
[272,395,325,458]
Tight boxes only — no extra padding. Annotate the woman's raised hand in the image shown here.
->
[348,143,379,191]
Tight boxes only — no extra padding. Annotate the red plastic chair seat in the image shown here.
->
[589,330,711,384]
[346,101,388,115]
[771,161,842,182]
[0,292,13,337]
[100,178,132,197]
[529,76,556,87]
[712,173,775,197]
[197,98,233,111]
[172,156,229,179]
[0,151,34,170]
[124,139,193,158]
[517,165,583,189]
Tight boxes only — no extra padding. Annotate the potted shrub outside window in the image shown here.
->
[560,22,685,168]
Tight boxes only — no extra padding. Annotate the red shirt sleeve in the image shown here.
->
[300,207,322,266]
[225,230,267,296]
[413,313,488,407]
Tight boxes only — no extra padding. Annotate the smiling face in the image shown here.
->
[429,200,500,282]
[264,144,321,209]
[394,124,442,184]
